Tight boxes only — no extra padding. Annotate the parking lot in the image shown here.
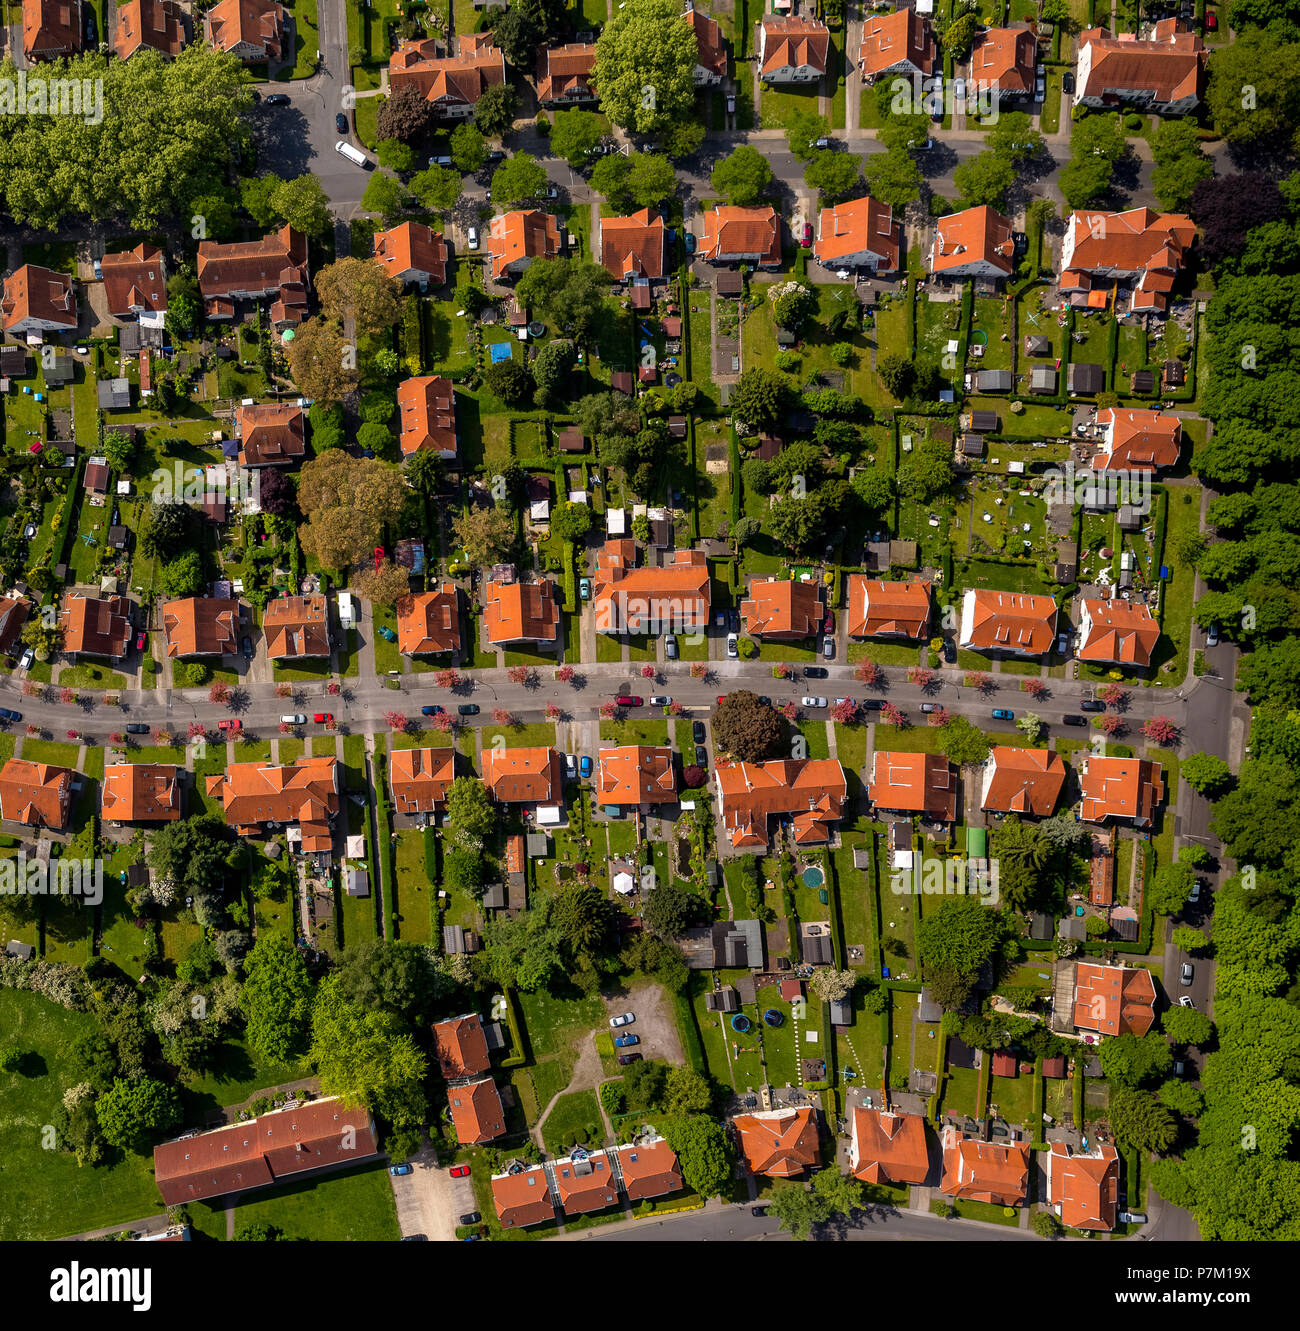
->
[602,981,685,1067]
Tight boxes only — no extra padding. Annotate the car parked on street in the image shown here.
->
[1180,962,1194,986]
[801,696,827,708]
[693,720,707,743]
[861,698,884,710]
[804,666,827,679]
[217,719,241,732]
[614,695,643,708]
[920,702,939,713]
[1179,995,1196,1007]
[313,713,333,724]
[467,226,479,250]
[1063,714,1087,726]
[126,723,149,734]
[0,708,20,723]
[649,695,672,706]
[335,112,350,133]
[457,703,480,716]
[580,755,593,777]
[421,705,443,717]
[1205,623,1220,647]
[1080,699,1104,712]
[281,714,306,726]
[991,708,1014,721]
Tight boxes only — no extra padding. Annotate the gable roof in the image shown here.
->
[1073,961,1157,1038]
[115,0,184,58]
[0,597,31,657]
[61,593,132,659]
[733,1106,821,1177]
[162,597,240,658]
[22,0,82,58]
[397,375,457,458]
[1048,1142,1120,1230]
[1077,24,1204,107]
[859,8,935,78]
[814,195,900,270]
[685,7,727,77]
[101,243,168,316]
[617,1140,683,1200]
[1077,597,1161,667]
[197,224,306,301]
[760,15,829,76]
[237,402,305,467]
[1078,755,1164,825]
[484,209,562,281]
[969,26,1037,93]
[741,577,822,639]
[0,759,74,829]
[389,747,456,815]
[868,750,957,822]
[483,747,563,804]
[553,1150,620,1213]
[592,544,710,634]
[205,757,339,849]
[1061,209,1194,313]
[714,759,846,849]
[535,42,597,102]
[600,208,668,281]
[448,1077,506,1144]
[1093,407,1181,472]
[981,747,1066,816]
[850,1108,930,1185]
[102,763,182,823]
[263,595,329,658]
[205,0,286,59]
[940,1125,1029,1204]
[931,205,1015,277]
[491,1165,555,1227]
[373,222,448,286]
[484,578,560,644]
[431,1012,491,1081]
[1,265,78,332]
[847,576,930,639]
[388,34,505,108]
[960,588,1057,655]
[396,585,461,655]
[596,746,676,806]
[699,206,781,265]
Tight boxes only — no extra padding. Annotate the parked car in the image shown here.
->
[335,112,349,133]
[264,93,289,106]
[421,705,443,717]
[751,1207,767,1217]
[1063,714,1087,727]
[125,723,149,735]
[449,1165,471,1178]
[822,637,835,659]
[378,625,397,642]
[429,154,453,167]
[1189,880,1202,903]
[1173,1060,1186,1078]
[801,696,827,708]
[579,577,591,601]
[665,632,678,659]
[1035,72,1046,100]
[1205,9,1218,28]
[726,632,739,658]
[617,1052,642,1065]
[281,714,306,726]
[217,719,241,733]
[1205,623,1220,647]
[401,1234,427,1241]
[800,222,813,247]
[565,753,577,779]
[459,1212,481,1226]
[942,640,956,663]
[614,1034,639,1047]
[614,695,643,708]
[991,708,1014,721]
[609,1012,636,1027]
[1062,71,1075,93]
[1118,1211,1147,1225]
[467,225,479,251]
[242,636,253,659]
[694,745,708,766]
[953,77,966,102]
[389,1164,412,1177]
[920,702,939,713]
[693,720,707,744]
[579,755,593,778]
[135,631,146,651]
[684,232,696,254]
[758,696,771,707]
[1080,699,1104,712]
[486,149,506,162]
[726,93,736,114]
[18,648,34,671]
[457,703,480,716]
[1180,962,1194,986]
[824,610,835,633]
[1056,632,1071,657]
[312,713,333,724]
[861,698,884,711]
[728,608,740,632]
[804,666,828,679]
[0,708,20,724]
[649,695,672,706]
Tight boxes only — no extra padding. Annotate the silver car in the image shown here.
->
[800,696,828,709]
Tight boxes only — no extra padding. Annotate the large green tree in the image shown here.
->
[240,934,314,1062]
[711,691,785,762]
[711,144,774,206]
[594,0,700,132]
[514,258,616,347]
[661,1115,734,1197]
[96,1077,181,1152]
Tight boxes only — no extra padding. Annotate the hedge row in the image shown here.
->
[671,984,708,1075]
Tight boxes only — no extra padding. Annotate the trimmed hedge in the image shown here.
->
[499,987,530,1067]
[671,984,707,1074]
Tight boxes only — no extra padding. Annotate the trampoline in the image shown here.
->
[970,329,988,346]
[801,866,824,890]
[489,342,514,364]
[763,1009,784,1028]
[730,1014,751,1033]
[528,321,546,338]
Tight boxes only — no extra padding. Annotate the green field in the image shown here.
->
[221,1162,401,1241]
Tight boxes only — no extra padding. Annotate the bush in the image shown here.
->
[775,351,802,372]
[738,636,758,660]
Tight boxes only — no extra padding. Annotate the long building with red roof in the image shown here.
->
[733,1106,821,1178]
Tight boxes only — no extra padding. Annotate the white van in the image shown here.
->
[335,140,371,168]
[281,714,307,726]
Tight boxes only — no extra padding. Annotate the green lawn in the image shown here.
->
[393,828,434,945]
[541,1088,606,1155]
[599,718,670,746]
[223,1162,400,1241]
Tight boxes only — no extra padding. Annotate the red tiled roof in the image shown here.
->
[115,0,184,59]
[699,206,781,266]
[102,763,182,823]
[1077,596,1161,667]
[760,15,829,77]
[205,0,287,60]
[373,222,448,287]
[389,747,455,816]
[741,578,822,639]
[101,243,168,317]
[1077,24,1204,108]
[715,759,846,849]
[163,597,239,659]
[969,26,1037,93]
[1078,755,1164,825]
[553,1150,620,1213]
[431,1012,490,1081]
[940,1125,1029,1204]
[483,747,562,804]
[60,594,132,659]
[981,747,1066,817]
[237,402,305,468]
[960,588,1057,655]
[1072,961,1157,1037]
[686,7,727,78]
[484,579,559,645]
[1048,1141,1120,1231]
[617,1140,683,1201]
[1,264,77,333]
[1061,209,1193,314]
[536,42,597,103]
[206,757,339,850]
[868,751,956,822]
[931,205,1015,278]
[22,0,81,59]
[850,1108,930,1186]
[388,33,505,109]
[733,1107,821,1177]
[0,759,74,830]
[814,195,900,271]
[448,1077,505,1144]
[263,595,329,658]
[593,543,710,634]
[154,1098,376,1205]
[859,8,935,79]
[991,1050,1018,1077]
[491,1165,554,1227]
[596,746,676,806]
[396,585,461,655]
[0,597,31,657]
[846,577,930,639]
[1092,407,1180,472]
[397,376,457,458]
[601,209,667,281]
[197,224,306,303]
[484,209,562,282]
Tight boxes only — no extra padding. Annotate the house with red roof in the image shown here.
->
[959,588,1057,657]
[205,757,339,853]
[447,1076,506,1144]
[397,375,457,459]
[431,1012,491,1082]
[263,595,329,659]
[979,747,1066,817]
[848,1107,930,1186]
[814,195,900,274]
[60,593,133,661]
[685,5,727,85]
[552,1149,620,1214]
[1091,408,1181,473]
[485,209,563,282]
[1047,1141,1120,1231]
[846,577,930,640]
[197,224,307,326]
[1077,755,1164,827]
[204,0,287,61]
[733,1106,821,1177]
[373,222,448,289]
[114,0,185,58]
[389,747,456,816]
[22,0,82,61]
[388,32,505,118]
[592,543,710,635]
[759,15,829,83]
[858,8,935,82]
[1076,597,1161,668]
[968,26,1037,97]
[596,746,677,808]
[101,244,168,321]
[930,205,1015,282]
[484,577,560,647]
[1071,961,1157,1038]
[1,265,77,336]
[616,1139,683,1201]
[1076,21,1205,116]
[491,1164,555,1228]
[536,43,597,106]
[600,209,668,282]
[714,759,847,850]
[483,747,563,805]
[0,759,75,831]
[0,597,30,660]
[102,764,182,824]
[740,577,822,640]
[698,206,781,267]
[939,1125,1030,1205]
[867,751,956,823]
[1060,208,1194,316]
[236,402,305,468]
[395,585,461,656]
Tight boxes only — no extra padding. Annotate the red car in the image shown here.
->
[135,632,146,651]
[800,222,813,247]
[217,719,242,733]
[614,695,642,708]
[717,695,727,705]
[824,610,835,633]
[449,1164,471,1178]
[313,712,333,724]
[1205,10,1217,29]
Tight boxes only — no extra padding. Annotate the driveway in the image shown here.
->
[601,980,684,1067]
[388,1143,476,1241]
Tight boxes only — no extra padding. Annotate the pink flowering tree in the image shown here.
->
[667,702,683,716]
[153,727,173,745]
[492,708,516,725]
[384,711,408,732]
[600,702,616,719]
[964,671,992,692]
[279,721,292,734]
[780,701,799,721]
[21,681,39,698]
[545,701,563,721]
[1020,678,1046,698]
[881,702,909,728]
[556,665,575,684]
[771,664,791,679]
[507,666,530,685]
[109,731,124,745]
[1098,684,1129,709]
[854,660,879,686]
[327,681,341,695]
[187,722,208,740]
[830,699,858,724]
[275,683,292,699]
[1142,716,1180,745]
[1094,713,1125,736]
[432,711,454,732]
[25,724,40,738]
[927,708,950,727]
[59,687,75,705]
[640,664,656,679]
[209,682,231,706]
[435,669,460,689]
[689,663,707,679]
[907,667,933,689]
[66,729,79,741]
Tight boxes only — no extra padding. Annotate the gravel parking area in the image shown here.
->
[603,981,683,1066]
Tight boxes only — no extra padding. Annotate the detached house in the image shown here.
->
[396,585,461,656]
[940,1126,1029,1205]
[60,593,132,661]
[102,764,182,824]
[1060,208,1194,316]
[206,757,339,852]
[714,759,847,850]
[1091,407,1181,472]
[236,402,305,468]
[968,26,1037,98]
[397,375,457,460]
[733,1107,821,1177]
[197,224,307,326]
[698,206,781,267]
[685,5,727,85]
[959,588,1057,657]
[432,1013,490,1081]
[0,759,74,831]
[484,577,560,648]
[846,576,930,640]
[858,8,935,82]
[373,222,448,289]
[814,195,900,274]
[740,578,822,641]
[0,597,30,659]
[1077,755,1164,827]
[22,0,82,62]
[596,746,677,809]
[592,543,709,635]
[115,0,185,58]
[483,747,564,805]
[848,1107,930,1186]
[101,244,168,323]
[1076,21,1205,116]
[389,748,456,817]
[485,209,562,283]
[980,747,1066,817]
[204,0,288,61]
[448,1078,506,1145]
[1047,1142,1120,1231]
[1,265,77,336]
[162,596,240,659]
[1076,597,1161,669]
[867,751,956,823]
[535,44,597,106]
[759,15,829,83]
[263,595,329,659]
[930,206,1015,283]
[1071,960,1157,1037]
[388,32,505,118]
[600,209,668,283]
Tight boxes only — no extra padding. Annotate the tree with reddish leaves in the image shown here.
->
[279,722,292,735]
[689,663,707,679]
[21,681,39,698]
[556,665,575,684]
[667,702,683,716]
[59,687,75,705]
[257,465,297,519]
[506,666,531,685]
[325,717,338,732]
[1142,716,1180,745]
[327,681,341,695]
[432,712,454,732]
[600,702,616,719]
[854,660,879,686]
[772,664,791,679]
[153,728,173,745]
[545,702,562,720]
[640,664,656,679]
[881,702,908,728]
[907,667,933,689]
[1020,678,1046,698]
[926,707,950,727]
[492,708,516,725]
[830,699,859,723]
[187,722,207,740]
[25,724,39,738]
[779,701,799,721]
[435,669,461,688]
[1094,713,1125,736]
[209,682,231,706]
[384,711,408,732]
[275,684,292,699]
[963,671,992,691]
[1098,684,1129,709]
[66,730,78,741]
[109,732,124,745]
[682,764,707,788]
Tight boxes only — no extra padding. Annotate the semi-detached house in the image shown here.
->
[759,15,829,83]
[1075,21,1205,116]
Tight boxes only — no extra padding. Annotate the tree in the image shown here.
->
[1158,1079,1204,1119]
[551,109,606,166]
[335,939,449,1024]
[1098,1033,1174,1089]
[662,1066,715,1117]
[240,934,313,1062]
[939,715,990,765]
[96,1077,181,1152]
[551,500,593,544]
[809,968,857,1003]
[770,281,816,332]
[1108,1087,1179,1154]
[409,164,462,214]
[353,561,412,606]
[1171,925,1209,955]
[1162,1006,1214,1047]
[146,815,234,898]
[445,776,497,844]
[862,143,921,211]
[491,5,542,65]
[1204,29,1300,152]
[257,466,297,519]
[804,149,861,203]
[1182,752,1234,799]
[878,352,916,400]
[730,368,794,429]
[768,1179,832,1240]
[158,548,204,598]
[1032,1210,1063,1238]
[404,450,443,498]
[315,258,404,339]
[285,318,360,405]
[917,898,1005,1006]
[492,152,547,205]
[592,151,676,212]
[532,338,577,409]
[661,1115,734,1198]
[941,10,980,57]
[897,437,953,500]
[515,258,616,347]
[712,691,785,761]
[985,111,1044,164]
[1016,713,1044,743]
[361,172,409,224]
[473,83,518,138]
[140,500,194,559]
[376,84,435,143]
[452,506,515,566]
[485,358,537,405]
[448,122,488,176]
[1149,118,1213,212]
[594,0,700,132]
[953,150,1017,209]
[297,452,407,572]
[1148,861,1196,917]
[786,110,830,162]
[190,190,238,241]
[711,145,774,206]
